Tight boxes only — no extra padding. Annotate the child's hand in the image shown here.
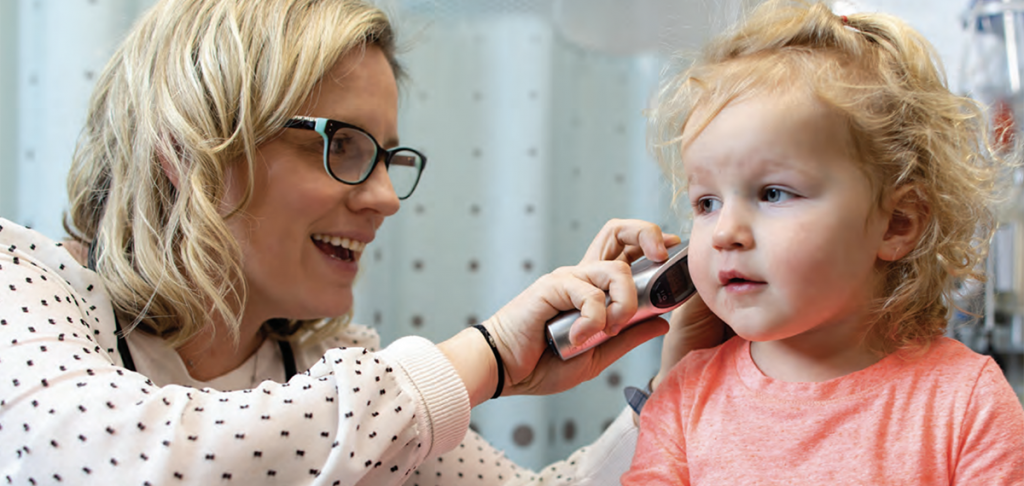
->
[653,294,728,390]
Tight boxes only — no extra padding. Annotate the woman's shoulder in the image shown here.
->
[0,218,104,296]
[0,217,121,359]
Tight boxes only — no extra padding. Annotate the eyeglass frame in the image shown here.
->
[283,115,427,200]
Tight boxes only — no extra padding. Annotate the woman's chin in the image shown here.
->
[287,293,353,321]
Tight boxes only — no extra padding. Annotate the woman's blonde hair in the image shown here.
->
[650,0,1009,354]
[65,0,400,348]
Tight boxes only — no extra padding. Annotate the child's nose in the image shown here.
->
[711,202,754,250]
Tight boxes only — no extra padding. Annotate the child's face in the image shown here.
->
[683,91,891,343]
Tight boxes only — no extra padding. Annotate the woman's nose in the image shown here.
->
[349,161,401,216]
[711,202,754,250]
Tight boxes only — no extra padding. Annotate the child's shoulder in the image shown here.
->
[907,336,993,373]
[895,337,1016,399]
[668,336,745,380]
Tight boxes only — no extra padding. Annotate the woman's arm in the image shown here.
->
[0,232,455,486]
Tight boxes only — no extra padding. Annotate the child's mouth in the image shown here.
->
[311,234,365,262]
[718,270,765,290]
[723,278,766,293]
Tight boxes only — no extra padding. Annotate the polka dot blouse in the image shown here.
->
[0,219,639,485]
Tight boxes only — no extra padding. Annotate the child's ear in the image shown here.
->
[878,184,928,262]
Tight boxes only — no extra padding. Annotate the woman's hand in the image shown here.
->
[453,219,680,401]
[652,293,728,390]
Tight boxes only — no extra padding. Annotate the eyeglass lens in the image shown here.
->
[328,127,423,198]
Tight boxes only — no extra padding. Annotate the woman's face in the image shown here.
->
[224,45,401,327]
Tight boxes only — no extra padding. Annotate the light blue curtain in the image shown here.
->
[0,0,156,237]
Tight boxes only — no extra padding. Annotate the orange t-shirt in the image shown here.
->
[623,337,1024,485]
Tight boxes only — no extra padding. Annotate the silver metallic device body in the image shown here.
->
[545,242,695,360]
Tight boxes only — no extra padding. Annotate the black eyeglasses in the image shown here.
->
[284,116,427,200]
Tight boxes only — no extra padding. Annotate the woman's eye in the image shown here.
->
[695,198,722,214]
[328,135,353,156]
[762,187,794,203]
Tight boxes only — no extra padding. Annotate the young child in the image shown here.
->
[623,1,1024,484]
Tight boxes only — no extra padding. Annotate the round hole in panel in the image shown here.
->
[512,424,534,447]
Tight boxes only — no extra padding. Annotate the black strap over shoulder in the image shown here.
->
[279,339,297,381]
[87,240,138,371]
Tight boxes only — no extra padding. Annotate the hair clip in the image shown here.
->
[841,15,849,24]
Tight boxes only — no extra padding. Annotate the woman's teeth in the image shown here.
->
[312,234,366,253]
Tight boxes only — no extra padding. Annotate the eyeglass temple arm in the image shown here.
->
[284,116,319,130]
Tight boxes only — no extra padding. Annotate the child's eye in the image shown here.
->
[762,187,795,203]
[694,197,722,214]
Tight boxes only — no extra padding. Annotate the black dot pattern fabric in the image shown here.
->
[0,219,639,485]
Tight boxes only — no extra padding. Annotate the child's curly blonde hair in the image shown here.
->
[650,0,1011,354]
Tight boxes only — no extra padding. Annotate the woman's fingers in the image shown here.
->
[549,260,638,344]
[581,219,681,264]
[586,317,669,372]
[508,317,669,397]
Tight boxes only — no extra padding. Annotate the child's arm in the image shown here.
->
[951,360,1024,485]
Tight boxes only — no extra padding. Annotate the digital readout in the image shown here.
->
[650,260,695,309]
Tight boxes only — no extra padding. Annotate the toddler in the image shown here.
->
[623,1,1024,484]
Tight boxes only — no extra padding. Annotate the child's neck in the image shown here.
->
[749,323,884,383]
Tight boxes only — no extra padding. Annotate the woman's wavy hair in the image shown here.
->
[650,0,1010,354]
[64,0,401,348]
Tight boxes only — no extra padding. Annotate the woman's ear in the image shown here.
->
[878,184,928,262]
[159,153,181,189]
[157,137,182,189]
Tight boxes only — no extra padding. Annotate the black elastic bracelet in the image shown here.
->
[473,324,505,400]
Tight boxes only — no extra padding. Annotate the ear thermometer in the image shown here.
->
[545,242,696,360]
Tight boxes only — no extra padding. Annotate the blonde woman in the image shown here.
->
[0,0,719,484]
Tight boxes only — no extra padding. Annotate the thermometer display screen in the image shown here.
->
[650,257,695,309]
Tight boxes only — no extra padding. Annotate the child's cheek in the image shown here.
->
[686,235,719,306]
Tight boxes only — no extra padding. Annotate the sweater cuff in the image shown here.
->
[581,407,639,481]
[379,336,471,457]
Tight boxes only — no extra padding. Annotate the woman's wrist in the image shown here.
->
[472,324,505,399]
[650,371,664,391]
[437,327,499,407]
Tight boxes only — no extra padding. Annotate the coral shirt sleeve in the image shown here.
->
[0,220,472,486]
[951,359,1024,485]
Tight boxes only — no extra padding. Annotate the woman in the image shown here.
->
[0,0,720,484]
